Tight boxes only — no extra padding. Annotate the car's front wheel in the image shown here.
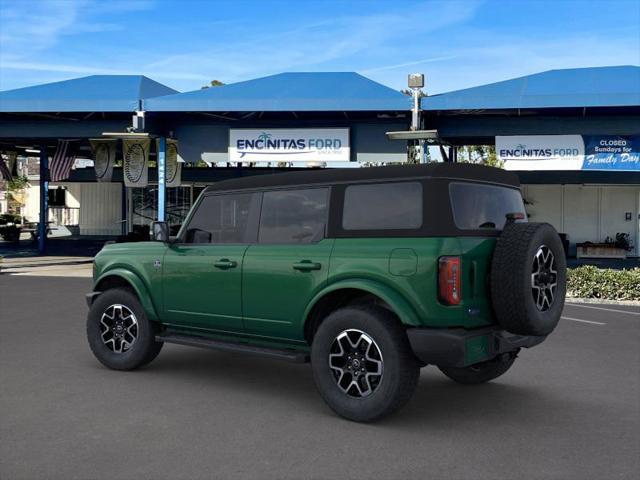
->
[311,306,420,422]
[87,288,163,370]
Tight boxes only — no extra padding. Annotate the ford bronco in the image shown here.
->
[86,163,566,422]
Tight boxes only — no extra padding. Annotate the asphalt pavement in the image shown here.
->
[1,275,638,480]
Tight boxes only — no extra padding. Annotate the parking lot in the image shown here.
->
[1,275,638,480]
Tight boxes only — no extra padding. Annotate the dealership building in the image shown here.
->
[0,65,638,257]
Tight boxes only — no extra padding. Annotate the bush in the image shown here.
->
[567,266,640,301]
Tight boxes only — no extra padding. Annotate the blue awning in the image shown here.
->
[0,75,178,113]
[421,66,640,111]
[145,72,410,112]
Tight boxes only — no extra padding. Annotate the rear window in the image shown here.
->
[449,182,526,230]
[343,182,422,230]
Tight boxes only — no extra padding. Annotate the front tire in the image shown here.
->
[311,306,420,422]
[438,352,517,385]
[87,288,163,370]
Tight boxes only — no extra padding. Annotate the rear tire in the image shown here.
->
[438,352,517,385]
[87,288,163,370]
[311,306,420,422]
[491,222,566,336]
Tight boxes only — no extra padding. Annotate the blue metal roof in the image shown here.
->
[0,75,178,113]
[145,72,410,112]
[421,66,640,111]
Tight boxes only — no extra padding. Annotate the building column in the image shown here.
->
[157,137,166,222]
[38,146,48,254]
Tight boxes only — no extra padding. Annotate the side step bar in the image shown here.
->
[156,333,310,363]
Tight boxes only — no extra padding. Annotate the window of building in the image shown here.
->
[183,192,257,244]
[342,182,422,230]
[259,188,328,244]
[48,188,66,207]
[449,182,526,230]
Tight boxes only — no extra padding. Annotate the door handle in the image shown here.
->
[214,259,237,269]
[292,260,321,271]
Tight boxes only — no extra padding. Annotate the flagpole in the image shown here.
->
[38,146,48,255]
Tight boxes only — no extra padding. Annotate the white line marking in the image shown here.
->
[561,316,606,326]
[566,304,640,316]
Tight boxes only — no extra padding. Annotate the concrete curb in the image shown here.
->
[565,297,640,307]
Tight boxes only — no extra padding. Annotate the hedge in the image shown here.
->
[567,266,640,301]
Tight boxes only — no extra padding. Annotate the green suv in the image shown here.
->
[87,163,566,421]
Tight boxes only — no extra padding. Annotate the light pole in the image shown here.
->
[408,73,425,163]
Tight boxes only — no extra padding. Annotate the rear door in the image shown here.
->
[242,187,333,341]
[162,192,260,332]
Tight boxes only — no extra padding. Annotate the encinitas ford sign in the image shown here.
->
[498,135,640,171]
[497,135,584,170]
[229,128,350,162]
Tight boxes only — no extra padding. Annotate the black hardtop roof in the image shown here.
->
[204,163,520,193]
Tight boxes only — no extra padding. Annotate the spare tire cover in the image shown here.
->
[490,223,566,336]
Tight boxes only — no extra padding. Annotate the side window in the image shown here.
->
[342,182,423,230]
[449,182,526,230]
[183,193,257,244]
[259,188,328,244]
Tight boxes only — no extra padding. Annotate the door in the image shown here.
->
[242,187,333,341]
[162,192,260,332]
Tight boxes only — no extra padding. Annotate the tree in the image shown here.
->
[457,145,504,168]
[201,80,225,89]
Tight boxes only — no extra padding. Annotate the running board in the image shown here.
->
[156,333,310,363]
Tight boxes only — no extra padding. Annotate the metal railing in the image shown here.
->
[48,207,79,226]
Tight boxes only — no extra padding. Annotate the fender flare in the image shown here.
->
[94,268,160,321]
[303,278,421,331]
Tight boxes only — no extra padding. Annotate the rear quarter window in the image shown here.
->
[449,182,526,230]
[342,182,422,230]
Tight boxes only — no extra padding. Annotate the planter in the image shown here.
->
[576,243,627,259]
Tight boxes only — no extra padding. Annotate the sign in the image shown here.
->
[229,128,350,162]
[156,138,181,187]
[122,138,150,187]
[582,136,640,171]
[497,135,584,170]
[90,139,116,182]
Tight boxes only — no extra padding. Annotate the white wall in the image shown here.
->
[522,184,640,256]
[78,183,122,235]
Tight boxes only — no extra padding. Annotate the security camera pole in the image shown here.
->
[408,73,424,162]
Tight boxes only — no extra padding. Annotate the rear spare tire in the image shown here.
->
[490,222,566,336]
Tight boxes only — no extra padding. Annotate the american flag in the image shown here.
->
[50,140,77,182]
[0,156,12,181]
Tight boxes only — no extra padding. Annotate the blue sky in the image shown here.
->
[0,0,638,94]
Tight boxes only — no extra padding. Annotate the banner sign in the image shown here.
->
[229,128,350,162]
[156,138,181,187]
[123,138,150,187]
[498,135,640,171]
[582,136,640,171]
[498,135,585,171]
[90,139,116,182]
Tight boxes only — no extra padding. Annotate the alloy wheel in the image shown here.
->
[99,304,138,353]
[328,329,384,398]
[531,245,558,311]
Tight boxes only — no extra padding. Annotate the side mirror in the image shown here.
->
[151,221,169,242]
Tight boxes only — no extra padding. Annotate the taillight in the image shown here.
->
[438,256,461,305]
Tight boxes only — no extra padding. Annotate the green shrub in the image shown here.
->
[567,266,640,301]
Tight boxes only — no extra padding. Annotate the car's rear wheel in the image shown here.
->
[311,306,420,422]
[438,351,517,385]
[87,288,163,370]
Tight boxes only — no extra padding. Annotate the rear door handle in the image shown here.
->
[292,260,321,271]
[214,259,237,269]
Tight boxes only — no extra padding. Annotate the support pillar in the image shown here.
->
[157,137,166,222]
[38,146,48,254]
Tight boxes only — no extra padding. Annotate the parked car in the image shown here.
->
[86,163,566,422]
